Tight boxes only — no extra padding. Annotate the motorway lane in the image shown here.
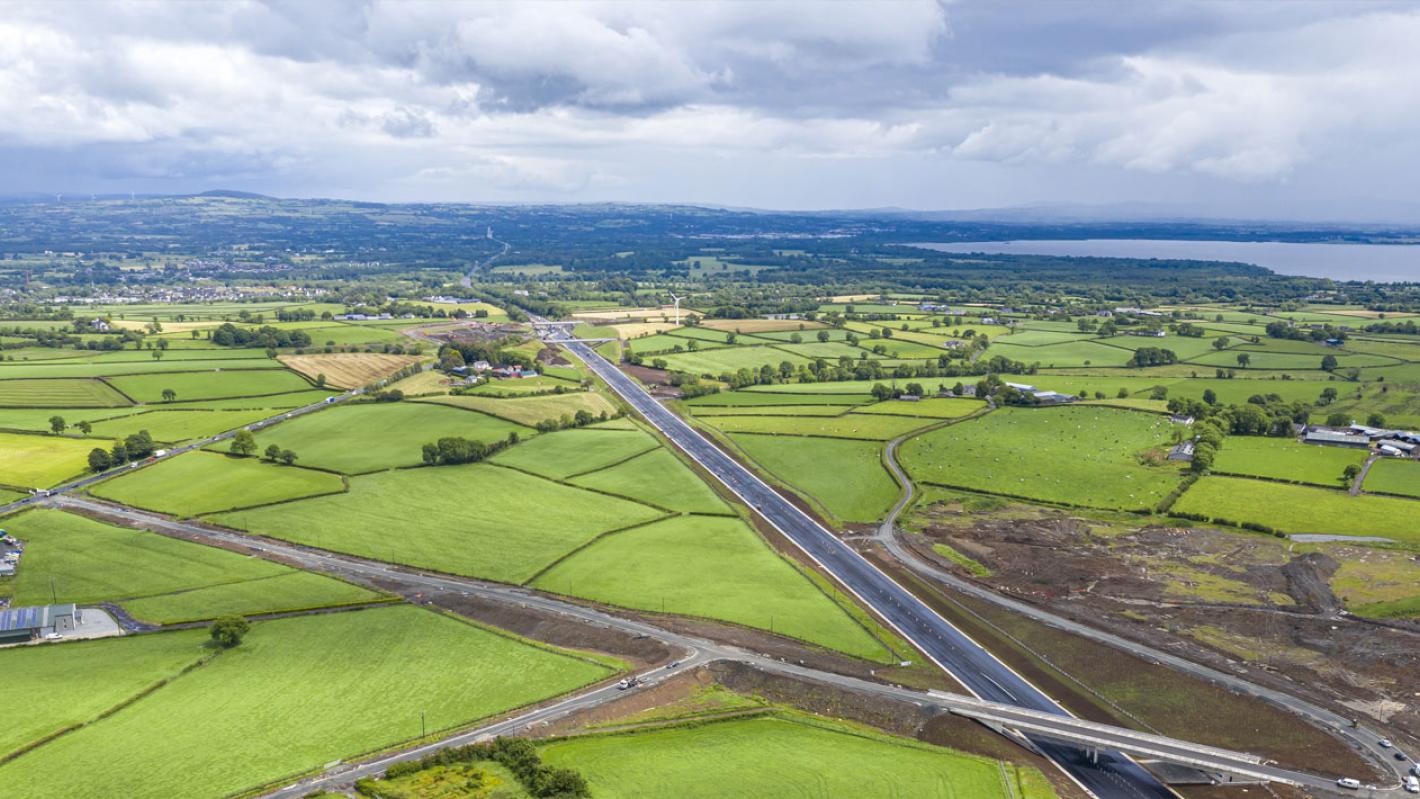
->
[548,328,1178,799]
[0,389,356,518]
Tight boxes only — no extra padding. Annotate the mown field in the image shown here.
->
[900,406,1183,510]
[0,607,614,799]
[730,433,900,524]
[1211,436,1369,486]
[853,397,984,418]
[239,401,531,473]
[2,509,379,623]
[1174,476,1420,542]
[93,450,346,516]
[212,463,667,583]
[418,391,618,427]
[701,412,933,441]
[0,377,131,407]
[1363,458,1420,498]
[539,714,1053,799]
[0,430,97,488]
[532,515,892,661]
[106,368,313,403]
[85,408,272,443]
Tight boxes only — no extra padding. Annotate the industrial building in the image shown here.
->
[0,604,81,645]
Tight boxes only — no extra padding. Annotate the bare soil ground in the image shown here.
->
[902,497,1420,759]
[618,363,682,398]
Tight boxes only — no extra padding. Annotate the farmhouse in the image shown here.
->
[1303,429,1372,449]
[1129,329,1167,337]
[0,604,80,645]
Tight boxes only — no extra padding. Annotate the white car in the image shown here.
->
[1404,775,1419,794]
[1336,777,1361,790]
[1382,739,1394,748]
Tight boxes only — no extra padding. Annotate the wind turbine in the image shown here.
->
[669,293,684,326]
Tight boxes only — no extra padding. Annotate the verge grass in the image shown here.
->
[0,606,613,799]
[212,464,666,583]
[533,515,892,660]
[93,451,346,516]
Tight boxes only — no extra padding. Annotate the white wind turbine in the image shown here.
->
[669,292,684,326]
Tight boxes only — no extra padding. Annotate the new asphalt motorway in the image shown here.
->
[547,325,1179,799]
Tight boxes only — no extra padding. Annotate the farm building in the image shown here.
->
[0,604,80,645]
[1303,429,1372,449]
[1168,441,1195,462]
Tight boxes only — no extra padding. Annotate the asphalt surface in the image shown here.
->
[0,388,356,517]
[460,238,510,289]
[542,322,1180,799]
[876,433,1406,790]
[49,494,1343,798]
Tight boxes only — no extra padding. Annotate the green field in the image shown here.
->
[0,430,98,488]
[0,607,613,799]
[900,407,1183,510]
[0,407,144,432]
[213,464,666,583]
[683,390,872,406]
[93,451,346,516]
[854,397,984,418]
[731,433,900,524]
[241,402,530,474]
[689,404,856,417]
[417,391,618,427]
[987,339,1135,368]
[106,369,313,402]
[490,427,659,479]
[656,345,811,375]
[1212,436,1369,486]
[540,714,1049,799]
[1363,458,1420,498]
[0,378,132,407]
[568,448,731,514]
[85,408,272,443]
[702,413,933,441]
[1,509,379,622]
[533,515,891,660]
[1174,476,1420,542]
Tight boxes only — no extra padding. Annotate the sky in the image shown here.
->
[3,0,1420,221]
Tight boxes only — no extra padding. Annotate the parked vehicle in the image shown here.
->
[1404,775,1418,794]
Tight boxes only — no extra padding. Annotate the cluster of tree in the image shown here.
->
[48,415,93,435]
[1264,321,1347,342]
[1171,322,1205,337]
[262,444,299,465]
[1363,319,1420,335]
[368,389,404,402]
[211,322,312,349]
[86,430,157,472]
[209,615,250,648]
[421,432,519,466]
[369,737,587,799]
[274,308,318,322]
[439,341,534,373]
[1129,347,1178,367]
[532,409,611,433]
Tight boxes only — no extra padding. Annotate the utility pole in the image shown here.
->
[421,710,426,739]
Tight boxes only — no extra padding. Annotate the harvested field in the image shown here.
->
[0,377,132,407]
[278,353,421,389]
[418,391,618,427]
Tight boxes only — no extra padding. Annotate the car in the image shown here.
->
[665,660,681,670]
[1336,777,1361,789]
[1399,752,1410,761]
[1382,740,1394,748]
[1405,775,1419,794]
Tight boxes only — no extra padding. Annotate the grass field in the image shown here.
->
[1174,476,1420,542]
[213,463,666,583]
[0,430,98,489]
[418,391,618,427]
[489,427,659,479]
[1,509,378,622]
[241,402,530,474]
[656,345,810,375]
[107,369,313,403]
[1212,436,1369,486]
[277,353,420,389]
[702,412,934,440]
[85,408,271,443]
[731,433,899,524]
[540,714,1049,799]
[93,451,346,515]
[1363,458,1420,498]
[854,397,984,418]
[987,339,1135,368]
[0,378,132,407]
[0,607,613,799]
[683,391,872,406]
[690,404,856,417]
[533,515,891,660]
[568,448,731,514]
[900,407,1184,510]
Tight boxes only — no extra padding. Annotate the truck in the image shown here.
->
[615,677,642,691]
[153,449,168,458]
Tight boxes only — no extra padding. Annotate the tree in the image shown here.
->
[1326,412,1349,428]
[265,444,282,462]
[1318,387,1338,406]
[49,415,66,434]
[279,449,298,465]
[1236,353,1251,368]
[1213,336,1230,350]
[315,373,327,388]
[1202,388,1217,405]
[75,420,92,435]
[1367,413,1387,428]
[817,330,830,342]
[161,388,177,403]
[110,442,129,463]
[1321,354,1338,371]
[1340,463,1361,488]
[209,615,250,648]
[725,332,737,345]
[125,430,155,458]
[87,448,112,472]
[231,429,257,456]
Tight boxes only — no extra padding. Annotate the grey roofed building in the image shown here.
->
[0,604,80,645]
[1303,429,1372,449]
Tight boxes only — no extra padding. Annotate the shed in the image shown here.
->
[0,604,80,645]
[1302,430,1372,449]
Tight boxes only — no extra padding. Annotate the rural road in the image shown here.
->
[876,426,1409,788]
[460,237,511,289]
[540,319,1184,799]
[47,495,1346,798]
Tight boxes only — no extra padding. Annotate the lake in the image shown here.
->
[911,239,1420,282]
